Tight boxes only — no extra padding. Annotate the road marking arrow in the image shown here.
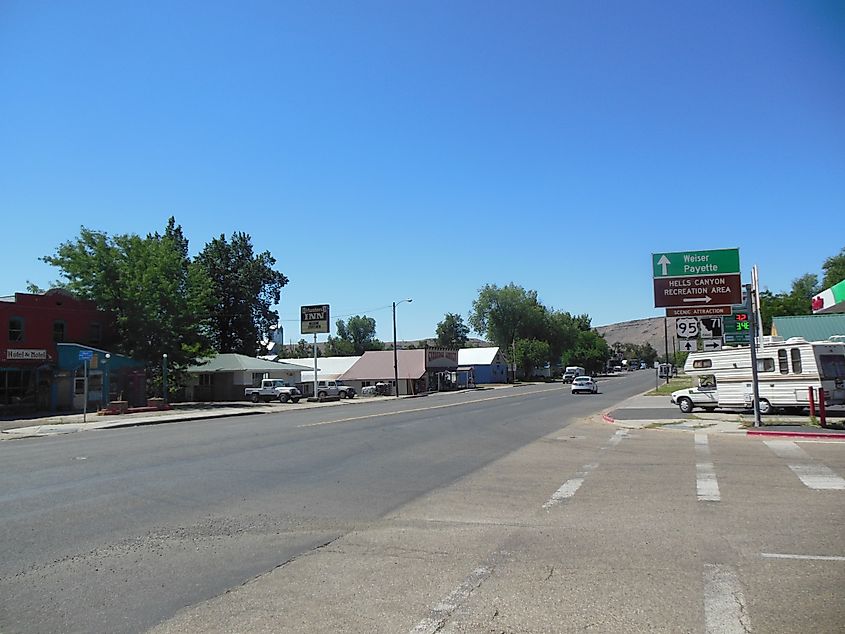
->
[684,296,712,304]
[657,255,671,276]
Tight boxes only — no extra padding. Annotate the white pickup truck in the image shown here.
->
[245,378,302,403]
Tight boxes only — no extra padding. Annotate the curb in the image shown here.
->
[602,412,615,424]
[746,430,845,440]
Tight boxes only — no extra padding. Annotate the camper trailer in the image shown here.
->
[671,337,845,414]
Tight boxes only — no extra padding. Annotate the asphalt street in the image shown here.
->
[0,372,654,634]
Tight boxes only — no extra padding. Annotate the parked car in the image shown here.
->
[244,378,301,403]
[317,380,356,399]
[571,376,598,394]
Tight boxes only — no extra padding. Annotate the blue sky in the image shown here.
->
[1,1,843,344]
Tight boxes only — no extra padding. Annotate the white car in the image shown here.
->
[571,376,598,394]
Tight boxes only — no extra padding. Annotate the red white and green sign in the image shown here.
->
[812,279,845,314]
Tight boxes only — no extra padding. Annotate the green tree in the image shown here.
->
[513,338,550,379]
[331,315,384,355]
[821,247,845,289]
[292,339,314,358]
[568,330,610,374]
[469,283,546,350]
[435,313,470,348]
[759,273,820,334]
[194,232,289,356]
[40,218,214,393]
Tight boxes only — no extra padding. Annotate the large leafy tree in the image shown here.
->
[327,315,383,356]
[568,330,610,374]
[513,338,550,378]
[40,218,214,390]
[194,232,289,356]
[435,313,470,348]
[468,283,546,350]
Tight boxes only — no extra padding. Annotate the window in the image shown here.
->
[89,322,101,344]
[699,375,716,390]
[53,321,66,342]
[693,359,712,369]
[790,349,802,374]
[757,358,775,373]
[252,373,264,387]
[8,317,23,342]
[818,354,845,380]
[778,350,789,374]
[199,374,213,386]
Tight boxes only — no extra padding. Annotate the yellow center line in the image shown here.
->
[297,387,556,428]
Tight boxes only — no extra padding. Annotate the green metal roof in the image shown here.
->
[771,314,845,341]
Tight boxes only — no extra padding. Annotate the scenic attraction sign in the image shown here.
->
[652,248,742,309]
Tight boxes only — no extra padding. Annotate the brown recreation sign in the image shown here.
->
[653,274,742,308]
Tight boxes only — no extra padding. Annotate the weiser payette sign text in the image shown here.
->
[652,249,742,309]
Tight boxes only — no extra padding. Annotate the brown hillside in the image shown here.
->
[595,317,678,356]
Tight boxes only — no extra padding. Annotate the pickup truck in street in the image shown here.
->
[244,378,302,403]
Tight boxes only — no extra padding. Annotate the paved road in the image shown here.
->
[0,373,653,633]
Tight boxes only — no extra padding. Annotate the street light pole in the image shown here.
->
[162,353,168,403]
[393,298,413,397]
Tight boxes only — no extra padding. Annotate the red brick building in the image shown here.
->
[0,289,115,411]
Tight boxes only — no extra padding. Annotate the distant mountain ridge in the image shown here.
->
[595,317,674,356]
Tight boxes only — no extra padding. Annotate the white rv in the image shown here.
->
[671,337,845,414]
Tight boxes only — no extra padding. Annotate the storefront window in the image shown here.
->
[9,317,23,342]
[53,321,66,342]
[89,322,101,344]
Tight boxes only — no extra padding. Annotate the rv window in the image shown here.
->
[757,358,775,373]
[790,349,802,374]
[818,354,845,379]
[778,350,789,374]
[692,359,712,369]
[699,375,716,389]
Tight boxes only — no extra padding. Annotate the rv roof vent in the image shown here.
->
[785,337,808,343]
[761,336,784,344]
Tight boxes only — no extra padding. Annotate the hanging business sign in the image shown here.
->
[301,304,330,335]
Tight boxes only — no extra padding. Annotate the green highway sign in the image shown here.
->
[652,248,740,278]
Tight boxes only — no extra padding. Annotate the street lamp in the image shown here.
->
[162,353,168,403]
[104,353,111,409]
[392,298,413,397]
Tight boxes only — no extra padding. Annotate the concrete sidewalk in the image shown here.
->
[602,392,845,438]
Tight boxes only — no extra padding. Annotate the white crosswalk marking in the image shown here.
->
[695,433,720,502]
[763,440,845,490]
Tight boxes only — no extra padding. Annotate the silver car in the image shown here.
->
[571,376,598,394]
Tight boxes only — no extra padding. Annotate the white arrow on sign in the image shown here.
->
[657,255,671,276]
[683,296,712,304]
